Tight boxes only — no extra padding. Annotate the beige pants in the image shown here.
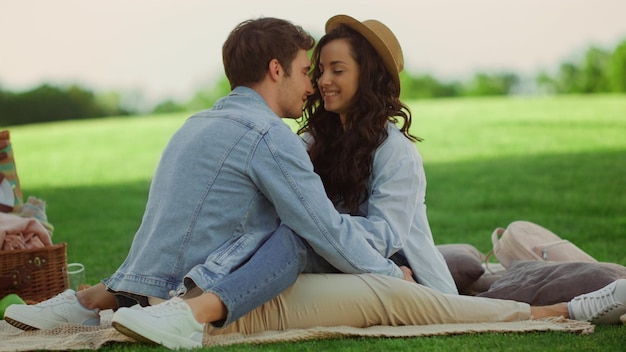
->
[207,273,530,335]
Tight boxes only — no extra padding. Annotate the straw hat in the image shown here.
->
[325,14,404,92]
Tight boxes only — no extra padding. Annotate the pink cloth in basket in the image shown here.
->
[0,213,52,251]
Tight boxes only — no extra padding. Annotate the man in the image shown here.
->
[5,16,413,347]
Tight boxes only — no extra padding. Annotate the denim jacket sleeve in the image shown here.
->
[249,123,403,279]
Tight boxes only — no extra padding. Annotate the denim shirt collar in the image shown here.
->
[231,86,268,106]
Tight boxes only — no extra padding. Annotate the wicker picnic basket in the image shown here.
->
[0,242,68,303]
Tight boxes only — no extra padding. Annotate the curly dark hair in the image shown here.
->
[298,24,421,215]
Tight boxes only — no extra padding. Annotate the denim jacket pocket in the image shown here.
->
[203,232,261,270]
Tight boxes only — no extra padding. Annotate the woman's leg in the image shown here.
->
[208,273,534,335]
[530,304,569,319]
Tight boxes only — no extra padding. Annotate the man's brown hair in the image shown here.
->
[222,17,315,90]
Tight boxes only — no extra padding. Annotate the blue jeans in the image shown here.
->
[203,224,338,327]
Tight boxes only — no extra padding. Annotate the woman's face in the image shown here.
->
[317,38,360,125]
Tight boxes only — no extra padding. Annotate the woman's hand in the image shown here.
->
[400,266,417,283]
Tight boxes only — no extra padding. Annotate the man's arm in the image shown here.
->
[249,124,403,278]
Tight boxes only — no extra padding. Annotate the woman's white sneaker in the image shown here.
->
[3,289,100,330]
[568,279,626,325]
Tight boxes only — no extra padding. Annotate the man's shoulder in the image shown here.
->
[188,94,286,135]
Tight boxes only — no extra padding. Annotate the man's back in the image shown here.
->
[109,86,302,297]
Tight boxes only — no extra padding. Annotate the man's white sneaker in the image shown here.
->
[3,289,100,330]
[112,297,203,350]
[568,279,626,325]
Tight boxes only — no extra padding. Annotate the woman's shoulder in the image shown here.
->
[372,123,423,176]
[379,123,418,154]
[379,123,423,160]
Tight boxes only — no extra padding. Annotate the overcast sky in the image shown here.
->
[1,0,625,104]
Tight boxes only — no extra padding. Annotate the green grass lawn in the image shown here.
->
[6,94,626,351]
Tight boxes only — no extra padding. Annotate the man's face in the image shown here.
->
[277,49,314,119]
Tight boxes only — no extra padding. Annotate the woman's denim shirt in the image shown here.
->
[303,124,458,295]
[106,87,402,298]
[358,124,458,294]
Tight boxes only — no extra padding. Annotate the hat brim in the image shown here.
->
[325,14,401,92]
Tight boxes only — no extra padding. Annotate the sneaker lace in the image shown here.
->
[144,297,185,315]
[579,286,618,318]
[36,290,75,307]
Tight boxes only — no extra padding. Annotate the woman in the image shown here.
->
[299,14,456,294]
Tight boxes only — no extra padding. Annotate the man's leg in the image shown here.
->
[4,283,117,330]
[197,224,310,326]
[111,224,312,348]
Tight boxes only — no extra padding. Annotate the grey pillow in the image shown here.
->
[477,260,626,305]
[436,244,486,294]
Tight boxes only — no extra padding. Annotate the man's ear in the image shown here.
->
[268,58,282,82]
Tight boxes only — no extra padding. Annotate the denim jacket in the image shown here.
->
[106,87,402,299]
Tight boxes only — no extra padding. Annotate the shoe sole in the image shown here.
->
[112,321,159,345]
[4,317,39,331]
[111,317,201,349]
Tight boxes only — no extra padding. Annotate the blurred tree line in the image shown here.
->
[0,84,135,126]
[1,39,624,126]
